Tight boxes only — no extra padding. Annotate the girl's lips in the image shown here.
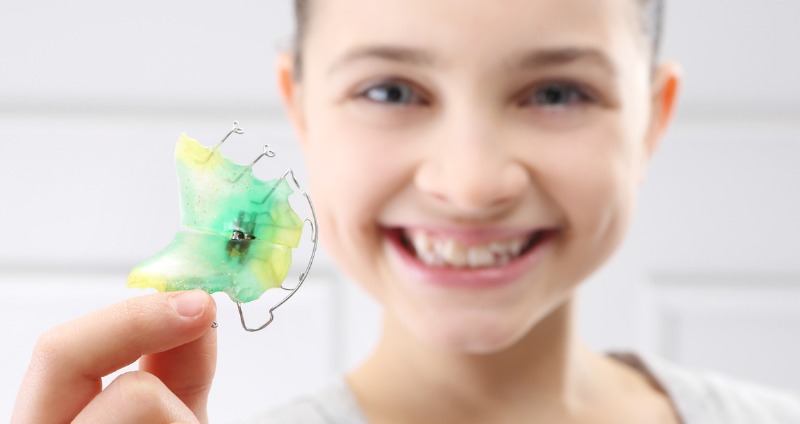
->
[385,227,556,289]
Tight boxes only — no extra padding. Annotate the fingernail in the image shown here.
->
[171,290,207,318]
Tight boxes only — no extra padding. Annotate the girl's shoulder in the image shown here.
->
[612,352,800,424]
[247,378,366,424]
[248,353,800,424]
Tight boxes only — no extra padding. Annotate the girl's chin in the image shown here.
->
[392,304,535,355]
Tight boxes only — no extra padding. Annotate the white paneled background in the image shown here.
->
[1,1,799,422]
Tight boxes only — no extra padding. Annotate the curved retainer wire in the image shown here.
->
[211,121,319,332]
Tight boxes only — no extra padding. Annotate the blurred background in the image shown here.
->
[1,0,799,421]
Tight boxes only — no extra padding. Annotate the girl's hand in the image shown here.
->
[12,290,217,424]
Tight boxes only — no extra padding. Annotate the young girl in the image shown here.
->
[13,0,800,423]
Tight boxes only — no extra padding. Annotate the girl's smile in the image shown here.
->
[385,226,559,289]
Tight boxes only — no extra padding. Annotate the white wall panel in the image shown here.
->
[663,0,800,109]
[652,276,800,392]
[639,123,800,274]
[0,0,294,110]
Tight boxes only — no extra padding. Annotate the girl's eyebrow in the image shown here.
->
[327,45,616,78]
[515,48,617,78]
[327,45,435,75]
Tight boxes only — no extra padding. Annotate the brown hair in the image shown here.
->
[292,0,664,77]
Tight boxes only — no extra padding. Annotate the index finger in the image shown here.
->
[12,290,216,423]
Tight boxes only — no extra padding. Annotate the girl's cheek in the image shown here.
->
[306,124,409,220]
[532,121,634,224]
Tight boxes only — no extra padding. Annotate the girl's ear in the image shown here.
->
[643,62,682,162]
[277,53,308,149]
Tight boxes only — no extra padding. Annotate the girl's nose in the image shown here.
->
[415,132,528,216]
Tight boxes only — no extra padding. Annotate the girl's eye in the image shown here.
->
[526,83,592,108]
[361,82,422,105]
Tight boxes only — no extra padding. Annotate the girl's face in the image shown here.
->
[281,0,678,353]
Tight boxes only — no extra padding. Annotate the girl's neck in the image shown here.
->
[348,299,614,423]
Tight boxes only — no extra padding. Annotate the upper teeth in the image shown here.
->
[407,230,532,268]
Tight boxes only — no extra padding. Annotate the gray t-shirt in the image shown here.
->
[252,353,800,423]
